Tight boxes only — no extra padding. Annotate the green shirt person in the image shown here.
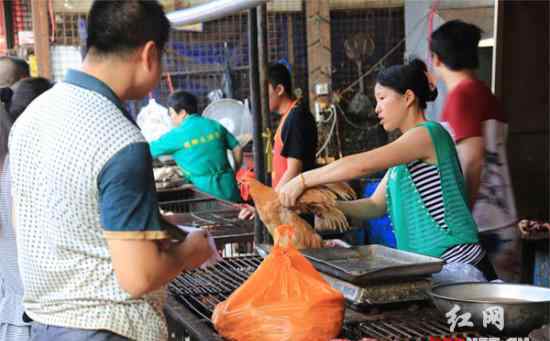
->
[150,91,242,202]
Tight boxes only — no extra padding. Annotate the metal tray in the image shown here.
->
[301,245,444,285]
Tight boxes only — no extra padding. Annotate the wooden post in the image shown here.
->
[287,15,295,72]
[305,0,331,112]
[31,0,51,78]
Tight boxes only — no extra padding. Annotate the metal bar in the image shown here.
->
[358,324,387,339]
[257,3,272,245]
[257,3,270,185]
[166,0,267,26]
[189,212,216,225]
[161,197,218,205]
[371,321,409,339]
[416,320,449,335]
[163,65,250,77]
[173,293,214,325]
[379,321,419,338]
[204,266,242,291]
[216,259,254,286]
[248,7,267,245]
[217,261,252,283]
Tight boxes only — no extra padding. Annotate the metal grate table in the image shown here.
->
[165,256,490,341]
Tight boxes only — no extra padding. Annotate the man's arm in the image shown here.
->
[107,231,212,298]
[99,143,213,298]
[456,137,484,208]
[275,157,302,191]
[443,86,485,209]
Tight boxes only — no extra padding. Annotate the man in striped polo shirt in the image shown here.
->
[9,1,213,340]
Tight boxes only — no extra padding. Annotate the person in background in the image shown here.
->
[269,63,318,190]
[0,77,53,341]
[278,59,497,281]
[239,63,318,220]
[430,20,518,282]
[7,77,53,120]
[0,56,30,88]
[8,1,213,341]
[149,90,243,202]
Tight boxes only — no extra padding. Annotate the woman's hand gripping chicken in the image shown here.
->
[240,177,356,249]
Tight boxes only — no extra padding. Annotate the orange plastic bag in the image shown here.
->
[212,225,345,341]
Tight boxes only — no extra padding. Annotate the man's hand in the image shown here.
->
[108,229,215,298]
[176,229,217,270]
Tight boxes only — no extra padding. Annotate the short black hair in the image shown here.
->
[167,90,198,115]
[86,0,170,57]
[376,58,437,110]
[430,20,482,71]
[268,63,292,97]
[0,56,30,87]
[9,77,53,122]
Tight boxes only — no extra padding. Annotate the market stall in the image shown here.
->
[163,253,496,341]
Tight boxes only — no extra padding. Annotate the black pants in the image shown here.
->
[474,253,499,281]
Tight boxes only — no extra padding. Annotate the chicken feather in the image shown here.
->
[242,177,356,249]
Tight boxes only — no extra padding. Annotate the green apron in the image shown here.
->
[386,121,479,257]
[150,114,241,202]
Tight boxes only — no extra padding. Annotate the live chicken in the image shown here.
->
[241,177,356,249]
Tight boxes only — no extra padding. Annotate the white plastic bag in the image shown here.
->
[137,98,173,142]
[432,262,487,286]
[177,224,222,268]
[238,98,253,147]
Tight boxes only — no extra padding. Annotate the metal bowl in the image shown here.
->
[428,283,550,336]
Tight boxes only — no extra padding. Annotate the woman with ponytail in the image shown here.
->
[0,78,52,341]
[278,58,497,281]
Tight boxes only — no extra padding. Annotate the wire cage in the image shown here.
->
[12,0,33,45]
[0,0,34,55]
[330,5,405,156]
[44,0,405,157]
[158,186,255,258]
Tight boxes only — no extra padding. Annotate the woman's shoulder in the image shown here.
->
[403,122,441,139]
[415,121,450,137]
[398,122,452,161]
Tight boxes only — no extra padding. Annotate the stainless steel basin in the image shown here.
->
[429,283,550,336]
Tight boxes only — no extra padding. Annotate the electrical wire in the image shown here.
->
[335,102,372,131]
[315,105,338,158]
